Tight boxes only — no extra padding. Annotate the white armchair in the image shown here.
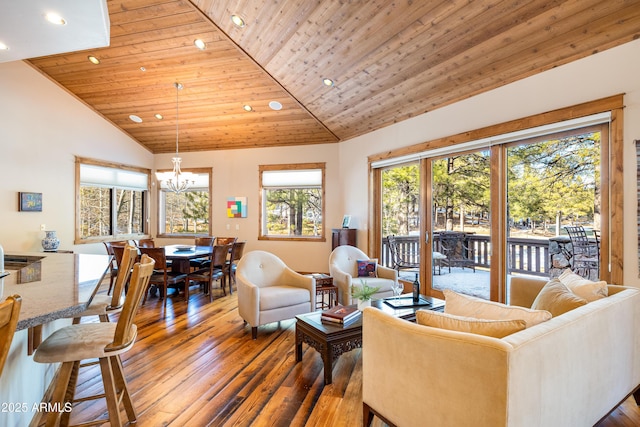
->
[237,250,315,339]
[329,245,397,305]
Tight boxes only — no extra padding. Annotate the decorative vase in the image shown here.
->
[357,299,371,310]
[42,230,60,251]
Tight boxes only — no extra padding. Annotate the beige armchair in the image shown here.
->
[329,245,397,305]
[237,250,315,339]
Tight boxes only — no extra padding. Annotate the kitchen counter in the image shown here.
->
[1,252,111,330]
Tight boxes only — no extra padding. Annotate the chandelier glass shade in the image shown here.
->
[155,82,195,194]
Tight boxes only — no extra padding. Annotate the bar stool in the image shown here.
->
[70,245,138,323]
[0,294,22,377]
[33,255,155,427]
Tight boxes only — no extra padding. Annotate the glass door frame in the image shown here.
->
[369,96,623,302]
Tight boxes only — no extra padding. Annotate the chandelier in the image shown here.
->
[155,82,195,193]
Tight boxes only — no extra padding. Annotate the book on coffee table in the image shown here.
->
[321,304,359,324]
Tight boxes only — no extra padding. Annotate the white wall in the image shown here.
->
[339,38,640,287]
[0,61,154,253]
[153,143,341,273]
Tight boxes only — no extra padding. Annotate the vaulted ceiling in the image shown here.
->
[24,0,640,153]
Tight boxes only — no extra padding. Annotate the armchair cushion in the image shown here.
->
[260,286,313,311]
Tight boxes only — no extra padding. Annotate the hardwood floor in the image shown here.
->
[59,281,639,426]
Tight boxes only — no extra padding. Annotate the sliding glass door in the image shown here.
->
[430,150,491,299]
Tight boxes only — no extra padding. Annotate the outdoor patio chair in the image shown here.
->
[386,235,419,271]
[437,231,476,273]
[564,225,599,279]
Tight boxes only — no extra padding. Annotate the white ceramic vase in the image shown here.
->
[357,299,371,310]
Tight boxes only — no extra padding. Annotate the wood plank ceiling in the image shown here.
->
[26,0,640,154]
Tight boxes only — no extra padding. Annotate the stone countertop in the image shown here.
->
[1,252,111,330]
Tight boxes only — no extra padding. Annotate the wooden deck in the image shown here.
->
[45,280,640,426]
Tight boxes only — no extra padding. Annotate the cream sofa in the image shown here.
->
[362,276,640,427]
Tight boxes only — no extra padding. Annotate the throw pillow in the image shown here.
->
[416,310,526,338]
[558,269,608,302]
[531,278,588,316]
[444,289,551,327]
[357,259,378,277]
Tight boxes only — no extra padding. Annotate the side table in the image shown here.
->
[307,274,337,310]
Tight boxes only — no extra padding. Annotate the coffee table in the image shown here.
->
[295,294,444,384]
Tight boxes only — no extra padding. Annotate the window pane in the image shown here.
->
[161,190,209,234]
[79,186,112,238]
[115,189,144,235]
[264,188,322,236]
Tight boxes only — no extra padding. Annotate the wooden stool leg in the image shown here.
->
[99,356,123,427]
[59,360,80,426]
[111,354,137,423]
[45,361,75,427]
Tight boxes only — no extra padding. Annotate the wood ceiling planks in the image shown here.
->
[25,0,640,153]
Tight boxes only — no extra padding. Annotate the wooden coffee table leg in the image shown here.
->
[322,345,333,385]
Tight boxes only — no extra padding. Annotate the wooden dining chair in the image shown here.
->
[139,247,188,314]
[186,244,229,303]
[224,241,246,294]
[216,237,237,246]
[33,256,155,427]
[103,240,128,295]
[135,238,155,248]
[70,245,138,323]
[190,236,216,271]
[0,294,22,377]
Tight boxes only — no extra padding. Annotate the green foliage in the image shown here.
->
[163,190,209,234]
[351,280,380,301]
[265,188,322,236]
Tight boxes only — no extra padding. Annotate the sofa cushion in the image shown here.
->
[531,278,588,316]
[558,269,608,302]
[416,309,526,338]
[357,259,378,277]
[444,289,551,327]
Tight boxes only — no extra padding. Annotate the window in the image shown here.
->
[76,158,150,243]
[157,168,211,236]
[259,163,325,241]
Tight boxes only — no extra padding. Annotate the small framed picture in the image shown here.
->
[19,192,42,212]
[341,215,351,228]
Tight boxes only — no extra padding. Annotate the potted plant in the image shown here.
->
[351,280,380,310]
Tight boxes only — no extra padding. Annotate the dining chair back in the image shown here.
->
[33,255,155,427]
[136,238,155,248]
[103,240,128,295]
[191,236,216,271]
[216,237,237,246]
[139,247,188,315]
[0,294,22,377]
[195,236,215,247]
[225,241,246,293]
[187,243,230,303]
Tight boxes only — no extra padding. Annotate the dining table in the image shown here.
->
[163,244,214,274]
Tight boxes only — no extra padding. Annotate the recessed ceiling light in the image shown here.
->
[155,113,163,120]
[129,115,142,123]
[87,55,100,64]
[231,14,246,28]
[140,66,146,72]
[269,101,283,111]
[243,105,253,112]
[45,12,66,26]
[194,39,206,50]
[323,78,334,87]
[0,42,8,51]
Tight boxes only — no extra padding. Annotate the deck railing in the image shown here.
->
[381,234,550,277]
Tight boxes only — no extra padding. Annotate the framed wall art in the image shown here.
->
[19,192,42,212]
[227,196,247,218]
